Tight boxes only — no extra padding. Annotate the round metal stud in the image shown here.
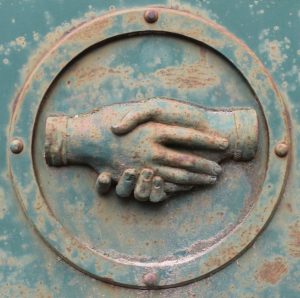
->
[275,142,288,157]
[143,272,158,286]
[144,9,159,23]
[10,139,23,154]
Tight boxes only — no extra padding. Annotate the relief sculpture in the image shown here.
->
[45,98,258,202]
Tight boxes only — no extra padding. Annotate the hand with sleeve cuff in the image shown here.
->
[45,98,258,202]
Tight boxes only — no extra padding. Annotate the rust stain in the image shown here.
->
[0,284,53,298]
[154,62,220,89]
[285,202,293,213]
[68,17,113,43]
[288,221,300,257]
[123,13,139,24]
[9,11,114,122]
[255,257,288,284]
[75,65,132,86]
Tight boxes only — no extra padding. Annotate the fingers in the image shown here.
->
[149,176,167,203]
[164,182,193,193]
[96,172,112,194]
[134,168,154,201]
[116,169,137,197]
[97,167,216,198]
[114,168,168,202]
[97,168,200,202]
[111,109,155,135]
[154,147,222,175]
[157,166,217,185]
[157,125,228,151]
[111,98,200,135]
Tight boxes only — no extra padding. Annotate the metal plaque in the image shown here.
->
[8,7,290,289]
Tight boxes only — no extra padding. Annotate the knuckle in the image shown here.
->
[181,159,194,168]
[173,154,196,168]
[185,156,196,168]
[205,160,216,170]
[152,146,164,161]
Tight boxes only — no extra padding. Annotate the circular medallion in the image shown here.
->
[9,8,290,288]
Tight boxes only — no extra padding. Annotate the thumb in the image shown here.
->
[111,109,154,135]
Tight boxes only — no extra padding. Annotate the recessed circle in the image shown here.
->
[34,33,266,262]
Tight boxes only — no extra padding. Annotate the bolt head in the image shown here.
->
[10,139,24,154]
[275,142,288,157]
[143,272,158,286]
[144,10,159,23]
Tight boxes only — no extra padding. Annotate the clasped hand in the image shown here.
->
[45,98,258,202]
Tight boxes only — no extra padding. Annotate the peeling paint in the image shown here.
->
[288,221,300,258]
[255,257,288,285]
[154,62,220,89]
[0,0,299,296]
[259,38,289,71]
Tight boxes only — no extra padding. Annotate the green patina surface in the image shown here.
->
[0,1,299,297]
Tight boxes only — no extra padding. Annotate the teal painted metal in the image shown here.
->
[1,1,299,297]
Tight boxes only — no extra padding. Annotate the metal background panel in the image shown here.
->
[0,1,299,297]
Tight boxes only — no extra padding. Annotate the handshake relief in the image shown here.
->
[45,98,258,203]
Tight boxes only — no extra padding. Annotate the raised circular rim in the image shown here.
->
[8,7,290,288]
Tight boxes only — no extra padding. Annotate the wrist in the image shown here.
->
[232,109,258,161]
[45,116,68,166]
[205,109,258,161]
[45,114,103,167]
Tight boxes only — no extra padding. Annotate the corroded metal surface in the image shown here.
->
[7,7,290,288]
[1,1,299,297]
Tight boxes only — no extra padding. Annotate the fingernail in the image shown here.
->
[150,177,166,203]
[111,124,122,134]
[124,169,137,181]
[153,176,163,188]
[96,172,112,194]
[142,169,154,180]
[219,139,229,150]
[116,169,137,198]
[213,164,222,175]
[209,176,217,184]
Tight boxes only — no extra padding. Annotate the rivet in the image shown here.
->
[275,142,288,157]
[143,272,158,286]
[10,139,24,154]
[144,10,159,23]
